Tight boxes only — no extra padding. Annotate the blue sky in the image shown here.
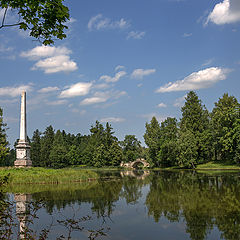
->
[0,0,240,146]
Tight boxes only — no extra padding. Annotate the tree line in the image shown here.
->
[144,91,240,168]
[29,122,144,168]
[0,91,239,168]
[0,117,144,168]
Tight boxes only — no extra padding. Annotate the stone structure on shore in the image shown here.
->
[14,91,32,167]
[120,158,150,169]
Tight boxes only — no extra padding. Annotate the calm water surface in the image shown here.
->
[8,170,240,240]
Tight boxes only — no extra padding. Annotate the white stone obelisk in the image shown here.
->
[15,91,32,167]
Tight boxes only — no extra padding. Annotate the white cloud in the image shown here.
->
[127,31,146,39]
[156,67,229,93]
[100,71,127,83]
[20,45,71,59]
[0,85,33,97]
[59,82,92,98]
[46,100,68,105]
[115,65,125,71]
[88,14,130,31]
[113,90,127,99]
[174,95,187,107]
[32,55,77,74]
[157,103,167,108]
[80,91,110,105]
[80,90,126,106]
[38,86,60,93]
[21,45,77,74]
[80,97,108,105]
[183,33,192,38]
[93,83,111,90]
[206,0,240,25]
[100,117,125,123]
[131,68,156,79]
[202,58,214,67]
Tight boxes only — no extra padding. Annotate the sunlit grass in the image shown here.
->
[0,167,99,184]
[196,161,240,170]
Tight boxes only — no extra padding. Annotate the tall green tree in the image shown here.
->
[177,130,198,168]
[104,122,117,148]
[179,91,210,167]
[84,121,121,167]
[108,141,123,166]
[65,145,82,166]
[0,0,70,45]
[0,107,9,166]
[144,117,161,167]
[49,130,68,168]
[158,117,178,167]
[211,93,240,162]
[40,125,55,167]
[30,129,41,166]
[233,117,240,164]
[121,135,142,163]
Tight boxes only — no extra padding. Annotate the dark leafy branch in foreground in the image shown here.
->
[0,0,70,45]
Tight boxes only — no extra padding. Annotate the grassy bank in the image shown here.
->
[196,161,240,170]
[0,167,99,184]
[152,161,240,171]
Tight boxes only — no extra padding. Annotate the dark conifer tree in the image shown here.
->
[179,91,210,167]
[40,125,55,167]
[30,129,41,166]
[144,117,161,167]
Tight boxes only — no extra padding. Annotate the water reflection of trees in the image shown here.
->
[30,180,123,217]
[5,171,240,240]
[145,171,240,240]
[24,171,151,217]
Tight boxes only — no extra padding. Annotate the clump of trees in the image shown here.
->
[144,91,240,168]
[30,121,144,168]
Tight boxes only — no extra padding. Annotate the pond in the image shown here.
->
[4,170,240,240]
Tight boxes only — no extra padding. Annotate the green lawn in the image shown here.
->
[152,161,240,171]
[196,161,240,170]
[0,167,99,184]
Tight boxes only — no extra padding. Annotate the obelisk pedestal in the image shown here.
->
[14,91,32,167]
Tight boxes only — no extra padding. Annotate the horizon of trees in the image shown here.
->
[144,91,240,168]
[0,91,239,168]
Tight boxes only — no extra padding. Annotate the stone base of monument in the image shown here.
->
[14,160,32,167]
[15,142,32,167]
